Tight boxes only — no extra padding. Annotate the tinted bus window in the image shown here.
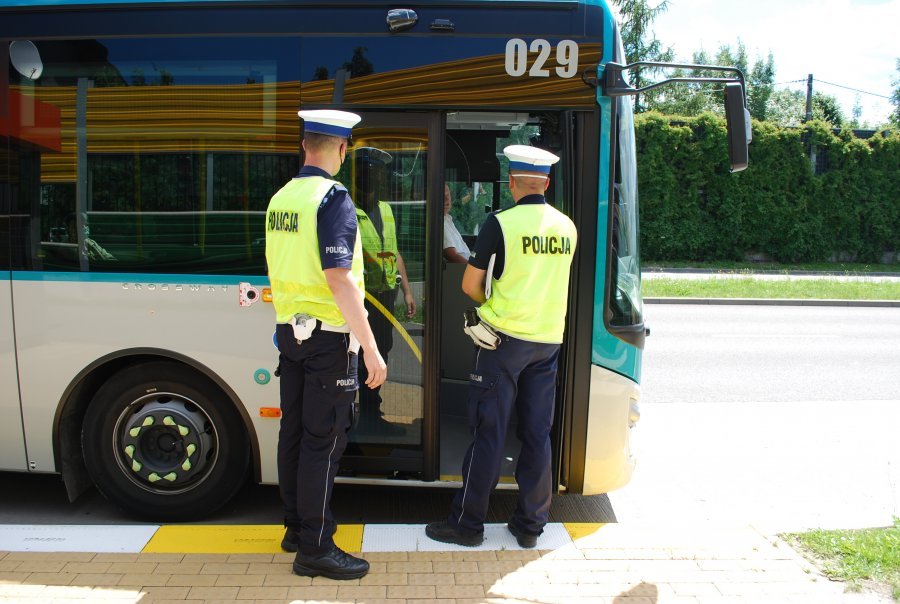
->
[8,37,301,274]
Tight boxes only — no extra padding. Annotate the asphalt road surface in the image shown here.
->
[612,303,900,533]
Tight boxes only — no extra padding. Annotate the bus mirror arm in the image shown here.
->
[601,61,747,97]
[601,62,752,173]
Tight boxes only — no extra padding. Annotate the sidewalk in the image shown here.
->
[0,521,892,603]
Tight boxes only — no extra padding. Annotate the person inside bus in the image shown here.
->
[64,212,116,261]
[425,145,578,549]
[443,183,471,263]
[352,146,415,438]
[266,109,386,580]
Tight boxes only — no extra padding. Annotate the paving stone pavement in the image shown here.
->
[0,521,893,603]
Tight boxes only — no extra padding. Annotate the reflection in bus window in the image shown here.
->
[11,37,302,275]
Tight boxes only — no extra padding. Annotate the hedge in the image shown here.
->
[635,113,900,263]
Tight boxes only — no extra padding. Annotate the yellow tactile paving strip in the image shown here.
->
[0,522,880,603]
[143,524,365,554]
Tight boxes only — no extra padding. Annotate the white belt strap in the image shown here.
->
[319,321,351,334]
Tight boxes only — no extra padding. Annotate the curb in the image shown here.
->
[644,297,900,307]
[643,267,900,277]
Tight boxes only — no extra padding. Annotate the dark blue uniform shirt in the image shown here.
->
[296,165,357,270]
[468,194,546,280]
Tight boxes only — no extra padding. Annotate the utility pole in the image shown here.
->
[804,74,813,122]
[804,74,816,172]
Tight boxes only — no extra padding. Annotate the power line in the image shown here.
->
[769,78,890,100]
[815,79,891,100]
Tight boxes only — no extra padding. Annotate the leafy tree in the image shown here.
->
[849,95,863,129]
[763,89,846,127]
[813,92,844,127]
[342,47,374,78]
[765,89,806,126]
[647,42,774,120]
[748,52,776,120]
[611,0,674,112]
[892,58,900,127]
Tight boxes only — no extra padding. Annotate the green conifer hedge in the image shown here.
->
[635,113,899,263]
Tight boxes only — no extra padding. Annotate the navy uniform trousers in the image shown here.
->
[357,286,397,414]
[448,333,561,538]
[275,323,357,556]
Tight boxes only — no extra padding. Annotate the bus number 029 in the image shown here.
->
[504,39,579,78]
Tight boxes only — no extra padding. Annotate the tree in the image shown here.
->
[891,58,900,127]
[813,92,844,127]
[747,52,776,121]
[763,89,846,127]
[849,95,863,129]
[647,42,775,120]
[611,0,674,112]
[342,47,374,78]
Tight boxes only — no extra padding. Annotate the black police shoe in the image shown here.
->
[292,545,369,580]
[425,520,484,547]
[507,521,538,548]
[281,528,299,552]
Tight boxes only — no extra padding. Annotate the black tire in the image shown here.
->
[82,361,250,520]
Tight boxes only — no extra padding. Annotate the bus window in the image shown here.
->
[607,44,643,333]
[9,37,302,275]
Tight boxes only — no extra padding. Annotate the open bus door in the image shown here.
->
[332,111,443,481]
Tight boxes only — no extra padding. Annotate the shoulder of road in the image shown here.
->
[642,268,900,307]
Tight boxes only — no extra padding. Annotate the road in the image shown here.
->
[612,303,900,533]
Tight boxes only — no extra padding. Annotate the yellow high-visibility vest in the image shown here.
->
[356,201,398,293]
[265,176,364,325]
[477,203,577,343]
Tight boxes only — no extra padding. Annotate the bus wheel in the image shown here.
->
[82,361,250,520]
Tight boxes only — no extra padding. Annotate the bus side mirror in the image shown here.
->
[724,82,751,173]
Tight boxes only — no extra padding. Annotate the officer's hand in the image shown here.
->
[405,293,416,318]
[363,347,387,389]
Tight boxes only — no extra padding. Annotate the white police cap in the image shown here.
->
[298,109,361,138]
[503,144,559,175]
[354,146,393,166]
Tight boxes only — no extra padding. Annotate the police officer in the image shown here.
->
[425,145,577,549]
[266,109,386,579]
[352,147,415,438]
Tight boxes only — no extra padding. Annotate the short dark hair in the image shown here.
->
[303,131,344,153]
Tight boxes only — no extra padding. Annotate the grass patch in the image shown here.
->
[643,277,900,300]
[644,261,899,274]
[784,519,900,600]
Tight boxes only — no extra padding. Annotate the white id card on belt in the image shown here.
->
[348,332,361,355]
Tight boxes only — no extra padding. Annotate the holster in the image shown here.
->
[463,308,500,350]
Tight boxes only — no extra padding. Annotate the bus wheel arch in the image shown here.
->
[56,353,256,519]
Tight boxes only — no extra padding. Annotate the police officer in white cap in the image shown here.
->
[426,144,577,549]
[266,109,386,579]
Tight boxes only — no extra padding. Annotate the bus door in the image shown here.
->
[439,111,572,485]
[334,111,443,481]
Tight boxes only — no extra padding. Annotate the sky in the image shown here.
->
[650,0,899,126]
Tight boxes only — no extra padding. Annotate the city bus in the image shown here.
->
[0,0,749,519]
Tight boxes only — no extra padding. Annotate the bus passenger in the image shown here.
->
[443,183,471,263]
[266,109,385,580]
[352,146,415,438]
[425,145,578,549]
